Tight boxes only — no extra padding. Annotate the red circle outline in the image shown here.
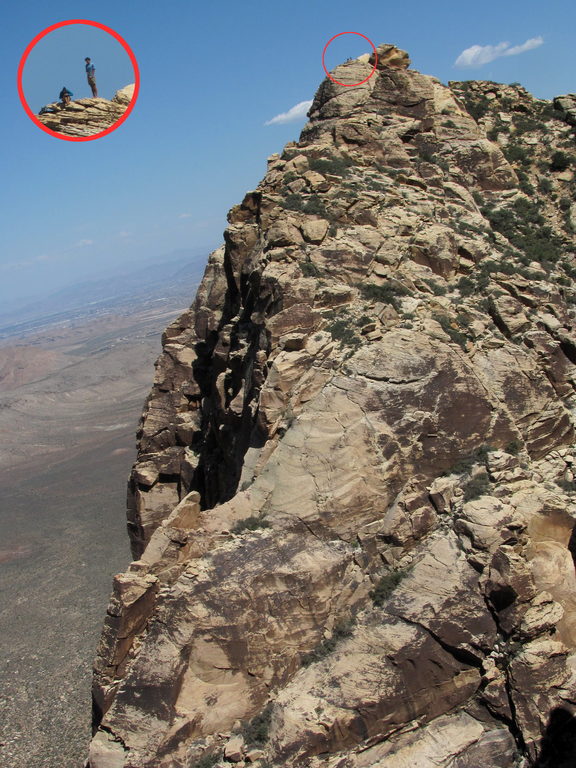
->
[322,32,378,87]
[17,19,140,142]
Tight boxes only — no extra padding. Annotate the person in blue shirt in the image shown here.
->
[85,57,98,97]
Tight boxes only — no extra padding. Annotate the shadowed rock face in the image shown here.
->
[88,44,576,768]
[37,84,134,137]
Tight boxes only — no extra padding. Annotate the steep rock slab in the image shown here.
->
[89,43,576,768]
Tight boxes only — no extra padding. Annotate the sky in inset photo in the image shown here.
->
[22,22,135,113]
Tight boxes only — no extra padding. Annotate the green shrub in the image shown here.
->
[239,703,273,746]
[232,513,270,534]
[281,193,305,212]
[467,96,491,121]
[538,177,553,195]
[550,151,572,172]
[357,282,409,309]
[433,313,469,349]
[301,620,353,666]
[370,570,407,606]
[193,754,221,768]
[444,445,494,476]
[458,276,476,296]
[503,143,531,167]
[308,155,353,177]
[425,279,448,296]
[300,258,321,277]
[303,194,328,217]
[443,120,457,128]
[505,440,522,455]
[462,471,491,501]
[325,314,361,349]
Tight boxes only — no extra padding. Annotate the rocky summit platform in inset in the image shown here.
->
[37,83,134,137]
[87,44,576,768]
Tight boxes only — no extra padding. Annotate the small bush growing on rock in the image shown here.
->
[300,258,321,277]
[357,282,409,310]
[444,445,493,476]
[457,276,476,297]
[505,440,521,455]
[231,513,271,534]
[303,194,328,217]
[432,313,469,350]
[503,142,530,167]
[193,753,221,768]
[301,619,354,666]
[326,319,361,349]
[550,151,573,172]
[308,155,352,177]
[370,570,407,606]
[424,279,447,296]
[239,703,273,746]
[538,177,553,195]
[282,193,305,212]
[466,96,491,122]
[462,470,491,501]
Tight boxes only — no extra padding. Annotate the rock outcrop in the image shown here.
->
[88,45,576,768]
[37,84,135,137]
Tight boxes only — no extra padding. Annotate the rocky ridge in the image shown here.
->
[37,84,135,137]
[88,46,576,767]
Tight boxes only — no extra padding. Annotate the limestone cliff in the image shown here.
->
[88,46,576,768]
[37,84,134,137]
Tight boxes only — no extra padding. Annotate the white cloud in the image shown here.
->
[265,100,313,126]
[74,239,93,247]
[178,213,192,219]
[454,36,543,68]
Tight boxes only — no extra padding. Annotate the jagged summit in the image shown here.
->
[88,45,576,768]
[37,83,135,137]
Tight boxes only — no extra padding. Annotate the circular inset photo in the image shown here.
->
[18,19,139,141]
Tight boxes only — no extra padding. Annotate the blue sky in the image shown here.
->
[2,0,575,307]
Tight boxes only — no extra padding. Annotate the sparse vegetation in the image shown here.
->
[370,570,408,606]
[308,155,353,177]
[432,313,469,349]
[444,444,494,476]
[462,471,491,501]
[239,703,273,746]
[481,200,564,266]
[505,440,521,455]
[325,311,362,350]
[550,151,574,172]
[193,753,221,768]
[301,619,354,666]
[356,281,409,310]
[231,513,271,534]
[300,258,321,278]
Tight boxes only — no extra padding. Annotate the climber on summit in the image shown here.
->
[59,86,72,106]
[85,57,98,97]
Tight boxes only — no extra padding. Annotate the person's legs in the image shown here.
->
[89,79,98,98]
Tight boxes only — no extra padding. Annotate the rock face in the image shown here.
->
[37,84,135,136]
[88,45,576,767]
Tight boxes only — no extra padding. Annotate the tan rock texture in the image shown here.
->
[89,45,576,767]
[37,84,135,137]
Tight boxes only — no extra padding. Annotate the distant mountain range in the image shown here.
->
[0,247,212,340]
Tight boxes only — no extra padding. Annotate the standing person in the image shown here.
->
[85,57,98,97]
